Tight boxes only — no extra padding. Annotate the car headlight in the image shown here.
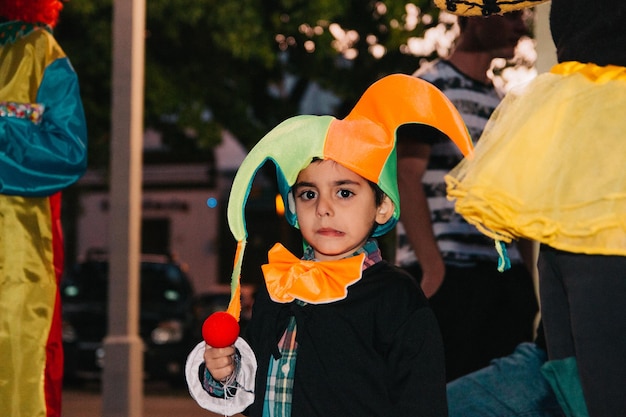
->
[151,320,184,344]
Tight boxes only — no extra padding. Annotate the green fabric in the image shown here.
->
[0,21,51,47]
[227,115,331,240]
[371,143,398,237]
[540,357,590,417]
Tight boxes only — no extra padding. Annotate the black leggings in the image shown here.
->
[538,246,626,417]
[403,261,538,382]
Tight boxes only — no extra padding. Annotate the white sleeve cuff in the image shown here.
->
[185,337,257,415]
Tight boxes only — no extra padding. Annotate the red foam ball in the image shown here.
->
[202,311,240,348]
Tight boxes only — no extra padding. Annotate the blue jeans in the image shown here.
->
[447,342,564,417]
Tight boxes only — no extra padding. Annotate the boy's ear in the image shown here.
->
[375,195,395,225]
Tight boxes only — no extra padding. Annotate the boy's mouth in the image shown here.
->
[316,228,344,236]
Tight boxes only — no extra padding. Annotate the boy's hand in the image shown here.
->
[204,345,237,382]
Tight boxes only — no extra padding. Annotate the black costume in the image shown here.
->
[244,261,446,417]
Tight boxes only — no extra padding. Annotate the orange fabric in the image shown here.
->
[226,240,245,322]
[226,284,241,322]
[342,73,473,157]
[261,243,365,304]
[323,74,472,211]
[324,118,391,183]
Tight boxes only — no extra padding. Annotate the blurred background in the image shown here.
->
[56,0,539,294]
[53,1,545,412]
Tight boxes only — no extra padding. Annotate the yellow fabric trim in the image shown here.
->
[0,196,55,417]
[551,61,626,82]
[0,28,65,103]
[446,66,626,255]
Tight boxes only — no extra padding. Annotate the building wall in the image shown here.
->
[76,188,221,294]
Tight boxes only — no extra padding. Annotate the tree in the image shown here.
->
[55,1,452,166]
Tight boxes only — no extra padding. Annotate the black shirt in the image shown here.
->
[550,0,626,66]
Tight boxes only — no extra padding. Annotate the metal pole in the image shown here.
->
[102,0,146,416]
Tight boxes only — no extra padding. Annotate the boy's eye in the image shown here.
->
[299,190,317,200]
[337,189,354,198]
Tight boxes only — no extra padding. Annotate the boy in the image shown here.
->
[186,74,472,416]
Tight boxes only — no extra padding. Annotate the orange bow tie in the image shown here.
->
[261,243,365,304]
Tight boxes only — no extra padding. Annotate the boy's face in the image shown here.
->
[293,159,394,261]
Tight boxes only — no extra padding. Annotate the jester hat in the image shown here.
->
[224,73,472,319]
[434,0,549,16]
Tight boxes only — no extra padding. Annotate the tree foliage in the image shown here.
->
[55,0,443,166]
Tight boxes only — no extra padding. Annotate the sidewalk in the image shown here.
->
[62,381,243,417]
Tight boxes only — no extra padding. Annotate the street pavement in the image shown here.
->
[62,381,244,417]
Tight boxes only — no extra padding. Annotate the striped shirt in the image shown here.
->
[396,60,522,267]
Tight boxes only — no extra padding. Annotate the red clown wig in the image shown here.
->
[0,0,63,27]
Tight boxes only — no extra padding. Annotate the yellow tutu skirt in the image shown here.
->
[446,62,626,256]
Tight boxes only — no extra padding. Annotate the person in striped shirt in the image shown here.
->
[395,12,539,382]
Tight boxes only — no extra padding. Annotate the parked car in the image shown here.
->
[61,253,197,386]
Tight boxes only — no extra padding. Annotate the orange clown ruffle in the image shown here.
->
[445,62,626,255]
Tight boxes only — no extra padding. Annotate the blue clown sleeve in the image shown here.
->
[0,57,88,196]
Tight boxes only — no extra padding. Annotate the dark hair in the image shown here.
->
[367,181,389,236]
[457,16,469,31]
[368,181,386,207]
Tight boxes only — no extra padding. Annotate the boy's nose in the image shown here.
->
[316,196,333,217]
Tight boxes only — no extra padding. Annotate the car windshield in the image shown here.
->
[62,261,192,306]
